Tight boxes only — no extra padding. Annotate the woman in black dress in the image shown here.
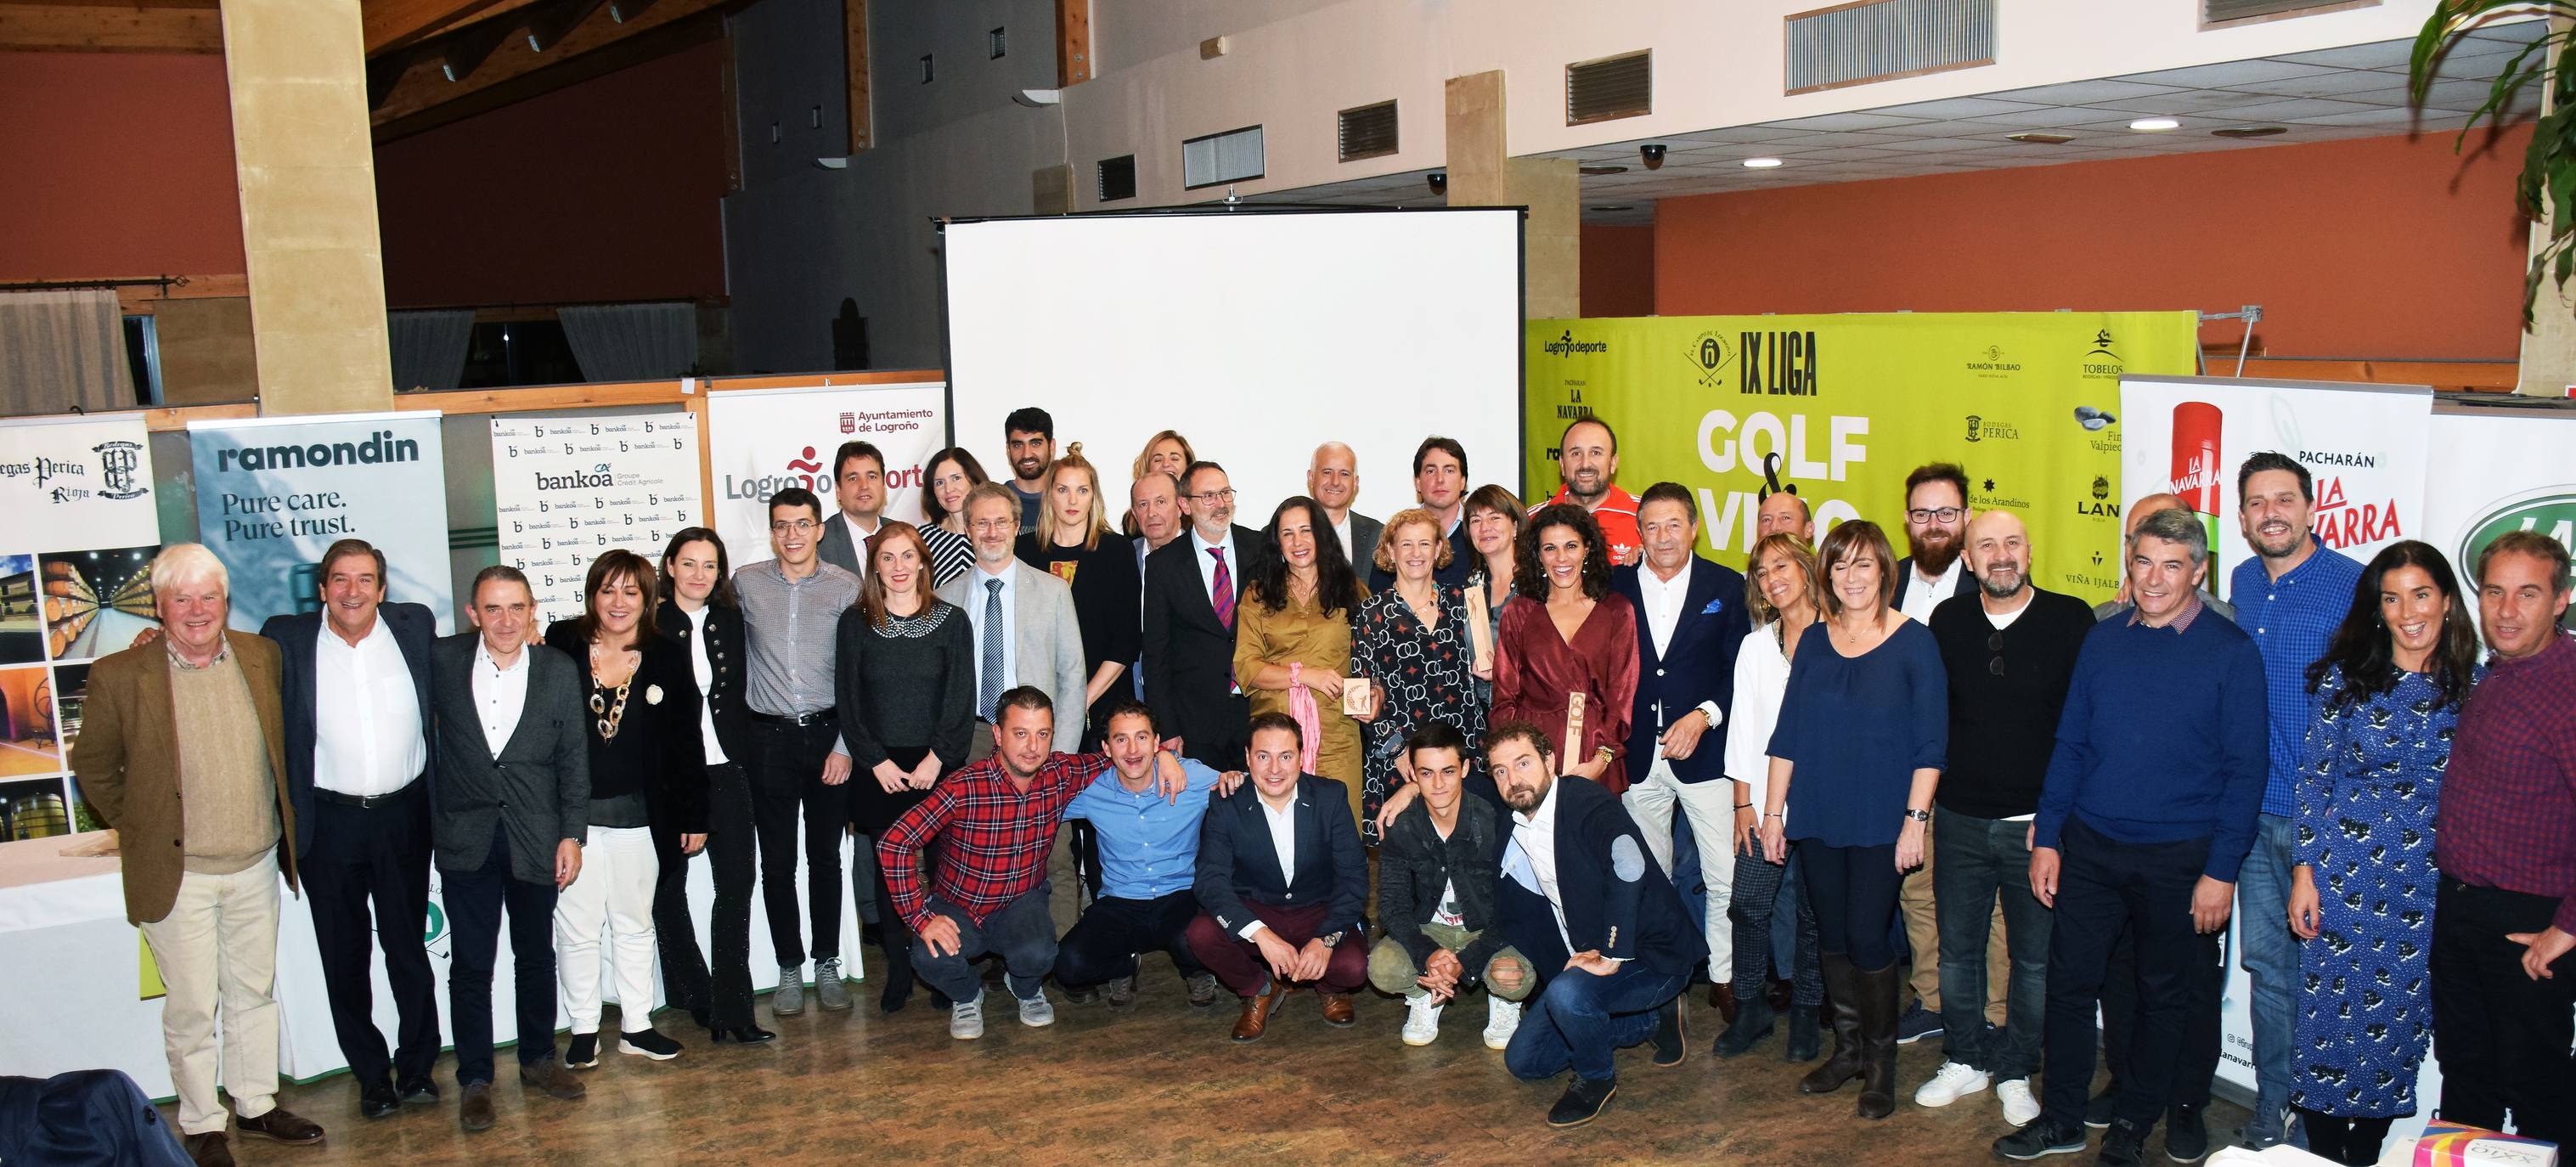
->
[655,527,772,1044]
[1014,443,1143,747]
[834,521,976,1012]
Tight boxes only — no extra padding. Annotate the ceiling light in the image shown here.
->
[2006,132,2074,144]
[2211,126,2288,138]
[1580,165,1630,175]
[1742,157,1784,168]
[2128,117,2180,132]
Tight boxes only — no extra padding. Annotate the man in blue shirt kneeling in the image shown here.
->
[1054,699,1235,1009]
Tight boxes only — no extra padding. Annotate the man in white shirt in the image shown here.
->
[1389,437,1476,590]
[1141,462,1260,769]
[817,440,886,582]
[1185,714,1369,1042]
[1308,442,1379,567]
[1129,471,1185,700]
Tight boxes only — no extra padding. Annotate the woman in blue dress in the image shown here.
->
[2286,539,2485,1166]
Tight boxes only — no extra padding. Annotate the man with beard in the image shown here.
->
[1916,512,2093,1129]
[1891,463,1976,1046]
[1531,419,1641,567]
[2224,452,2363,1152]
[1308,442,1381,568]
[1002,406,1056,534]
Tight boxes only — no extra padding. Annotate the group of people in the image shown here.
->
[66,405,2576,1165]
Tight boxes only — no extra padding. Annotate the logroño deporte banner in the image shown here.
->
[1523,313,2200,602]
[704,381,947,566]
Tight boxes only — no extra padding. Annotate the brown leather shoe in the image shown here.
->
[234,1105,324,1144]
[519,1058,587,1102]
[1708,982,1739,1025]
[458,1081,495,1132]
[1231,983,1294,1042]
[183,1132,234,1167]
[1319,992,1356,1027]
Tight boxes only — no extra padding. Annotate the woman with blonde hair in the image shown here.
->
[1716,532,1828,1062]
[1121,431,1195,536]
[1350,508,1487,832]
[1015,443,1143,748]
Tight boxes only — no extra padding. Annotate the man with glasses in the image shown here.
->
[734,487,864,1017]
[1141,461,1261,771]
[1890,462,1978,1047]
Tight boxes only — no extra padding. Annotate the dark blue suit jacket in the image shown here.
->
[1491,775,1706,983]
[1612,557,1750,785]
[260,603,436,857]
[1192,774,1368,939]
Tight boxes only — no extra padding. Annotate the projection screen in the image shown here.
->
[941,207,1525,539]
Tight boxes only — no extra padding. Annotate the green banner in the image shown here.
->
[1524,312,2201,603]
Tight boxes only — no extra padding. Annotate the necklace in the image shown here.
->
[589,644,636,741]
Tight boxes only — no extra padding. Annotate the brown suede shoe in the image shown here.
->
[458,1082,495,1132]
[519,1059,587,1102]
[183,1132,234,1167]
[1231,983,1294,1042]
[1709,982,1739,1025]
[1319,992,1356,1027]
[234,1105,324,1144]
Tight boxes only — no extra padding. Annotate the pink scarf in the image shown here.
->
[1287,662,1322,775]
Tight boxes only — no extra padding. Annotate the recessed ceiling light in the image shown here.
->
[1742,157,1784,168]
[2210,126,2289,138]
[2128,117,2181,132]
[1587,205,1635,212]
[1579,165,1630,175]
[2006,132,2074,144]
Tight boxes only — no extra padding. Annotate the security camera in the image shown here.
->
[1641,144,1667,171]
[1428,172,1447,195]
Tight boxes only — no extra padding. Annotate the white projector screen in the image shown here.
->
[942,208,1525,542]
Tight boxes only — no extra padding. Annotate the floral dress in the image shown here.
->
[1350,582,1485,842]
[2291,663,2480,1119]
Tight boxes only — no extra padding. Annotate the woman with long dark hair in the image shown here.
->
[1234,495,1369,815]
[919,448,987,588]
[1462,484,1526,696]
[654,528,771,1044]
[1490,503,1637,794]
[2286,540,2483,1165]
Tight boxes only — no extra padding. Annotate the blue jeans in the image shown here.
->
[2235,813,2300,1138]
[911,888,1057,1005]
[1933,807,2050,1080]
[1504,962,1688,1085]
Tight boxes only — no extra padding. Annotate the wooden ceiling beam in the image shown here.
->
[843,0,869,154]
[361,0,504,56]
[607,0,657,23]
[521,0,602,54]
[437,16,512,82]
[371,0,723,140]
[0,2,221,54]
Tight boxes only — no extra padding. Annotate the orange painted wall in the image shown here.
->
[0,53,245,280]
[1581,224,1655,318]
[1653,128,2534,360]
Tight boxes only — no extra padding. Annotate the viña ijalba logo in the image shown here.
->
[2459,488,2576,590]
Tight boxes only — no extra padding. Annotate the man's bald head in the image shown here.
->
[1964,510,2032,601]
[1307,441,1359,517]
[2126,492,2184,538]
[1757,491,1813,542]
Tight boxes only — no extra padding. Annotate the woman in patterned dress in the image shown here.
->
[917,448,987,588]
[1350,509,1488,836]
[2287,540,2484,1166]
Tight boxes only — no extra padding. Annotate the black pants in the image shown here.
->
[1175,696,1249,774]
[2431,877,2576,1145]
[302,786,439,1088]
[2100,913,2224,1110]
[1795,838,1902,968]
[747,719,848,967]
[651,762,757,1029]
[442,832,558,1085]
[1052,890,1207,988]
[2039,819,2217,1130]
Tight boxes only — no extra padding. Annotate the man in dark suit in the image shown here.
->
[1141,460,1260,770]
[258,538,439,1119]
[1185,713,1369,1042]
[1610,483,1750,1025]
[1485,720,1706,1129]
[1372,437,1474,591]
[815,439,884,584]
[429,565,590,1132]
[1890,462,1976,1046]
[1307,442,1381,568]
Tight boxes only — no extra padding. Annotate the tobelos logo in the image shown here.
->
[2458,489,2576,591]
[2082,329,2125,381]
[1543,330,1609,357]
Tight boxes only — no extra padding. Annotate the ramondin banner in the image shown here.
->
[187,412,454,634]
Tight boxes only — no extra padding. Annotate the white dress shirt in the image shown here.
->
[312,617,426,796]
[1238,793,1302,939]
[685,605,728,765]
[1189,527,1243,694]
[840,512,880,580]
[1725,623,1793,820]
[471,639,532,758]
[1899,556,1965,626]
[966,561,1018,704]
[1637,561,1722,778]
[1332,515,1354,562]
[1505,777,1575,954]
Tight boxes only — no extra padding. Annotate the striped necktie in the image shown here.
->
[980,578,1005,715]
[1209,547,1235,630]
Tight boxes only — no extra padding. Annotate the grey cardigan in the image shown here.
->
[428,634,590,884]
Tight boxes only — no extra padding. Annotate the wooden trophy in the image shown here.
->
[1563,691,1587,771]
[1464,586,1493,676]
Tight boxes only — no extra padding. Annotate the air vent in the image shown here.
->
[1784,0,1993,96]
[1337,100,1398,163]
[2204,0,2377,29]
[1567,50,1651,126]
[1096,155,1136,202]
[1181,125,1264,189]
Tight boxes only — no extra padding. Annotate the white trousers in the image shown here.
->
[553,824,659,1035]
[1621,768,1739,982]
[138,852,281,1135]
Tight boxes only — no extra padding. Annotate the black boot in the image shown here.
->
[1852,961,1900,1120]
[1784,1001,1823,1061]
[1715,984,1775,1057]
[873,864,917,1014]
[1799,955,1865,1094]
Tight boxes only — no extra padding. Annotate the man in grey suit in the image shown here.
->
[939,482,1088,760]
[429,565,590,1132]
[1310,442,1380,569]
[815,439,886,584]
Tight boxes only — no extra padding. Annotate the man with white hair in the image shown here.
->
[73,544,326,1167]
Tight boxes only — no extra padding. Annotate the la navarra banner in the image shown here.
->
[1525,313,2200,602]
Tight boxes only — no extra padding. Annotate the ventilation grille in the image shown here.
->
[1096,155,1136,202]
[1338,100,1399,163]
[1784,0,1993,95]
[2202,0,2376,27]
[1182,125,1264,189]
[1567,50,1651,126]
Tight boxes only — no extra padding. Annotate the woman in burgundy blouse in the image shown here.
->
[1491,503,1638,795]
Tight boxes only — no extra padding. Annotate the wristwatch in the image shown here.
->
[1319,931,1344,948]
[1903,809,1932,823]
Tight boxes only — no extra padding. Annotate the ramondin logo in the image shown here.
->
[2457,488,2576,590]
[212,429,421,472]
[1542,330,1610,358]
[1685,330,1735,389]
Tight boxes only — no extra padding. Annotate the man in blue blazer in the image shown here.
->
[258,538,441,1119]
[1486,720,1707,1128]
[1184,713,1369,1043]
[1611,483,1750,1026]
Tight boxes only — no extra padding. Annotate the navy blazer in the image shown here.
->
[1491,775,1706,982]
[1192,774,1368,940]
[1893,555,1976,613]
[1611,557,1750,785]
[260,603,437,857]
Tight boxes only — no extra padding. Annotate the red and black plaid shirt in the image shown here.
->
[2437,630,2576,934]
[876,752,1114,932]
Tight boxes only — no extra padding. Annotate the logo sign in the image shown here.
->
[1542,330,1609,358]
[1686,330,1735,390]
[93,440,146,499]
[1965,414,1983,443]
[2083,329,2125,381]
[839,412,857,435]
[2457,489,2576,592]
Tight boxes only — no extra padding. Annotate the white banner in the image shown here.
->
[2425,397,2576,595]
[188,413,455,634]
[489,410,704,627]
[705,381,946,565]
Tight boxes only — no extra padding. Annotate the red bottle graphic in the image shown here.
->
[2170,402,2224,595]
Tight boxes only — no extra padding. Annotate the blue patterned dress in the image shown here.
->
[2290,664,2480,1119]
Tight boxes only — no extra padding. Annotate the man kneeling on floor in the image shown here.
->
[1487,719,1705,1128]
[1369,723,1532,1049]
[1055,699,1240,1009]
[1185,713,1370,1041]
[877,686,1186,1040]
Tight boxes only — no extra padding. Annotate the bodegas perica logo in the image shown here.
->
[2458,488,2576,590]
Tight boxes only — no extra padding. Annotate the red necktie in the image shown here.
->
[1209,547,1235,629]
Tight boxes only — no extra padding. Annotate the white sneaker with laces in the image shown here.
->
[1401,995,1445,1046]
[1483,996,1522,1051]
[950,992,985,1040]
[1997,1078,2041,1127]
[1914,1060,1992,1108]
[1017,991,1056,1028]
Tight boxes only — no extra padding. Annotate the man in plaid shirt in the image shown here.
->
[877,685,1187,1039]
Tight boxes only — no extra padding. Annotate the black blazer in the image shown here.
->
[1194,774,1368,940]
[427,634,589,884]
[654,598,749,765]
[259,602,436,857]
[1141,523,1260,764]
[1893,555,1976,612]
[541,621,708,833]
[1610,558,1750,785]
[1491,775,1706,982]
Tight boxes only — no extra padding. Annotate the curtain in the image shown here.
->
[0,290,133,416]
[387,308,475,392]
[558,302,700,382]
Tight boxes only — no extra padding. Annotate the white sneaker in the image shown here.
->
[1914,1060,1992,1108]
[1401,995,1445,1046]
[1483,995,1522,1051]
[1017,991,1056,1028]
[950,992,985,1040]
[1997,1078,2041,1127]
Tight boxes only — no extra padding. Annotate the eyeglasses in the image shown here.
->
[1189,488,1237,503]
[1987,629,2005,676]
[769,519,818,533]
[1907,506,1967,525]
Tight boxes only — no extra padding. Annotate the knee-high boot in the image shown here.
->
[1800,955,1866,1094]
[1853,961,1901,1119]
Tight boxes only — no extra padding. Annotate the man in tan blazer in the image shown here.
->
[73,544,324,1167]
